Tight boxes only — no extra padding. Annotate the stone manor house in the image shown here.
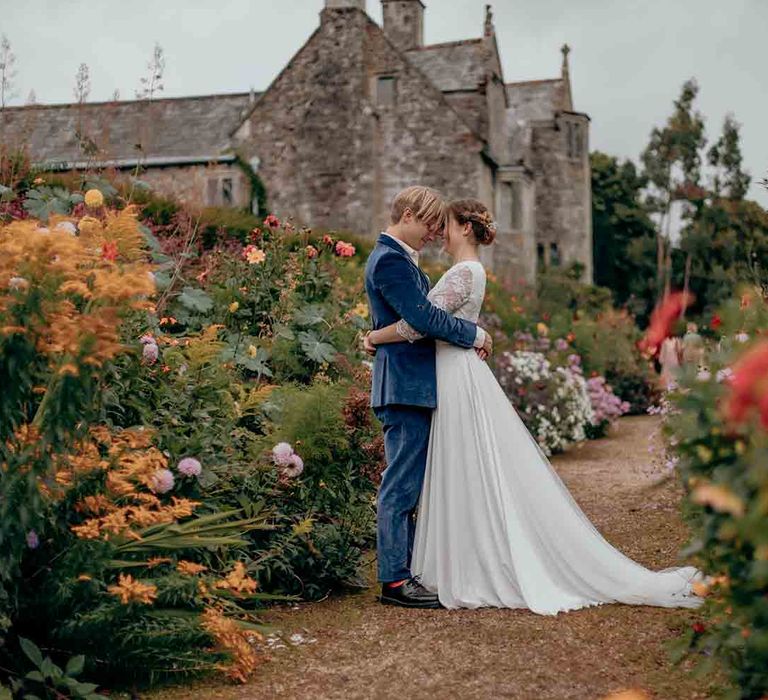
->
[1,0,593,283]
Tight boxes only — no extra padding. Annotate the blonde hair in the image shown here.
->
[390,186,447,231]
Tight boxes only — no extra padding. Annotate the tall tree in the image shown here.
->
[0,35,17,109]
[641,79,707,301]
[591,151,658,323]
[708,113,751,200]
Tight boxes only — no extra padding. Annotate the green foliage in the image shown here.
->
[591,151,658,323]
[9,637,106,699]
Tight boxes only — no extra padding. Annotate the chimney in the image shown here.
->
[325,0,366,9]
[381,0,425,52]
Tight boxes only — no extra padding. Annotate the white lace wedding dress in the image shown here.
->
[398,260,703,614]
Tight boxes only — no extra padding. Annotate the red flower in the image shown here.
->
[710,313,722,331]
[638,291,694,355]
[335,240,356,257]
[723,339,768,429]
[692,622,706,634]
[263,214,280,228]
[250,227,262,241]
[322,234,334,246]
[101,241,119,262]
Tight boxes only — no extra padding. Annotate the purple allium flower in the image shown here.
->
[282,453,304,478]
[142,342,159,364]
[177,457,202,477]
[272,442,295,466]
[26,530,40,549]
[555,338,569,351]
[567,354,581,366]
[139,334,155,345]
[150,468,175,494]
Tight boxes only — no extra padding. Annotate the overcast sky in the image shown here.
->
[3,0,766,205]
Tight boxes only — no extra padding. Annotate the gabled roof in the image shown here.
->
[405,39,486,92]
[0,92,257,166]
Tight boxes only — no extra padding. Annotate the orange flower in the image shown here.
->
[213,561,258,597]
[101,240,119,262]
[691,483,745,517]
[177,560,207,575]
[107,573,157,605]
[638,291,694,355]
[723,339,768,429]
[201,607,262,683]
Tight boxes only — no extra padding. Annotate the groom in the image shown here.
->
[363,186,492,608]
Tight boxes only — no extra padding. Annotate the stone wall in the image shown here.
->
[237,7,486,239]
[138,163,250,209]
[530,113,592,282]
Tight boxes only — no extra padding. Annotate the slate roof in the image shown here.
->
[0,92,257,167]
[405,39,487,92]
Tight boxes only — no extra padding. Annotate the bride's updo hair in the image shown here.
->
[449,199,497,246]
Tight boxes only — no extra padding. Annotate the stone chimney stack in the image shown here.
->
[325,0,366,8]
[381,0,425,51]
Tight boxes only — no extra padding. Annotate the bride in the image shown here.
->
[365,198,703,614]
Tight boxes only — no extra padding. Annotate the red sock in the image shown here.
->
[385,579,407,588]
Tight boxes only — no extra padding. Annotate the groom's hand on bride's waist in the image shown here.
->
[475,327,493,361]
[361,332,377,356]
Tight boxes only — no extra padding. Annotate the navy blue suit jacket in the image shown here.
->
[364,234,478,409]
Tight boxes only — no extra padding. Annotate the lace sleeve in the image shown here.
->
[396,265,475,343]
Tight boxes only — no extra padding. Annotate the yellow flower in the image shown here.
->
[695,445,713,463]
[84,188,104,208]
[107,573,157,605]
[33,177,45,185]
[77,574,92,582]
[291,518,314,536]
[536,322,549,337]
[77,215,101,234]
[352,302,369,319]
[735,440,746,455]
[247,344,258,358]
[692,483,745,517]
[228,301,240,313]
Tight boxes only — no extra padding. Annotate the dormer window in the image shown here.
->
[376,76,397,108]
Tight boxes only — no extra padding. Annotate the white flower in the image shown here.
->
[735,332,749,343]
[696,368,711,382]
[8,276,28,291]
[55,221,77,235]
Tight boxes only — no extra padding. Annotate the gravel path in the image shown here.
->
[148,415,725,700]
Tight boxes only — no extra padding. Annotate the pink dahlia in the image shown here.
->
[150,468,175,494]
[177,457,202,477]
[272,442,295,466]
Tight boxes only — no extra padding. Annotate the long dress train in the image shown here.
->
[399,260,702,614]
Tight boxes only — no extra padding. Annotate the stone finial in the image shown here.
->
[484,4,494,37]
[561,43,571,78]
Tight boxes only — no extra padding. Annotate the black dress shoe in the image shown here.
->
[380,576,442,609]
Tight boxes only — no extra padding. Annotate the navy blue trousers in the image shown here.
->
[373,404,433,582]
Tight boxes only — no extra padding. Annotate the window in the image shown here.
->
[376,76,396,108]
[537,242,546,270]
[221,178,233,205]
[566,122,583,160]
[549,242,561,267]
[510,180,523,230]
